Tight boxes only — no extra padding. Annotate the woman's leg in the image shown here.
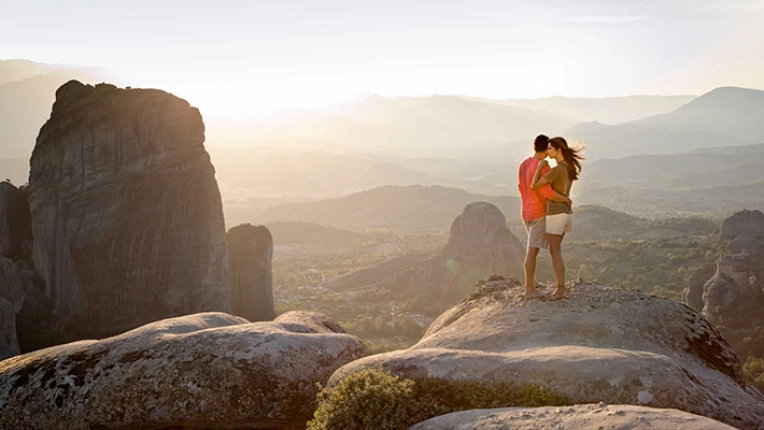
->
[547,233,566,300]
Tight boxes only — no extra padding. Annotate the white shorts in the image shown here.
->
[546,213,572,235]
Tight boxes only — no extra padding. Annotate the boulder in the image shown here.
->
[329,281,764,429]
[409,404,736,430]
[388,202,524,305]
[25,81,230,346]
[719,209,764,241]
[227,224,275,321]
[0,311,369,429]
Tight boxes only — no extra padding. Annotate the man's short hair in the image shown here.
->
[534,134,549,153]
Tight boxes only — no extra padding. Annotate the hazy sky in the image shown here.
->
[2,0,764,115]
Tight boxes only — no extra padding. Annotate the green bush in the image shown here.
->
[307,368,569,430]
[743,356,764,392]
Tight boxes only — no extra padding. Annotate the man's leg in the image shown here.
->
[547,233,566,301]
[523,246,543,298]
[523,217,548,299]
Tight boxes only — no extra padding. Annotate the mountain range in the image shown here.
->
[250,185,520,230]
[0,62,117,158]
[461,94,696,124]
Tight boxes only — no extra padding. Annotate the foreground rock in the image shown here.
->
[0,311,369,429]
[227,224,275,321]
[26,80,230,346]
[409,404,735,430]
[329,280,764,429]
[388,202,524,305]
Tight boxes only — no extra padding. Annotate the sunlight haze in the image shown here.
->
[3,0,764,115]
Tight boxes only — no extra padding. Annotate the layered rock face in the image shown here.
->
[389,202,523,305]
[26,80,230,344]
[226,224,275,321]
[329,280,764,429]
[0,311,369,429]
[720,209,764,242]
[411,404,735,430]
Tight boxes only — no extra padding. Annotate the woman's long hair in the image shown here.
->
[549,137,585,180]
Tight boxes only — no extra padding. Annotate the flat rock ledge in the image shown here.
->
[329,280,764,429]
[409,403,736,430]
[0,311,369,429]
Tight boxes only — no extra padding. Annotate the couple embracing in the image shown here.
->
[517,134,584,301]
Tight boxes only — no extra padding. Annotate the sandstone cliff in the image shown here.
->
[26,80,230,345]
[328,280,764,429]
[387,202,524,305]
[226,224,275,321]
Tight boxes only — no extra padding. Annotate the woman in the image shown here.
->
[530,136,584,301]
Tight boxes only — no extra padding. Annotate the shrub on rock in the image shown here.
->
[307,368,568,430]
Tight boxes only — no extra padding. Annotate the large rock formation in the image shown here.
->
[387,202,523,305]
[411,404,735,430]
[328,280,764,429]
[226,224,275,321]
[720,209,764,242]
[25,80,230,345]
[0,311,369,429]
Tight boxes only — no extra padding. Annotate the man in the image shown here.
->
[518,134,572,299]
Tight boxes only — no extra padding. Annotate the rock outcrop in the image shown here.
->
[686,254,763,321]
[410,404,736,429]
[720,209,764,242]
[0,311,369,429]
[388,202,523,305]
[226,224,275,321]
[25,80,230,345]
[681,266,712,312]
[329,280,764,429]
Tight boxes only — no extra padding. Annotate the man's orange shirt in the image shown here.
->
[518,157,556,221]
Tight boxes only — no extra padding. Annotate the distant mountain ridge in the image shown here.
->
[252,185,520,230]
[0,59,62,85]
[635,87,764,141]
[0,65,116,158]
[461,94,696,124]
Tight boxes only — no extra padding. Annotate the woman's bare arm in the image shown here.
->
[530,160,549,189]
